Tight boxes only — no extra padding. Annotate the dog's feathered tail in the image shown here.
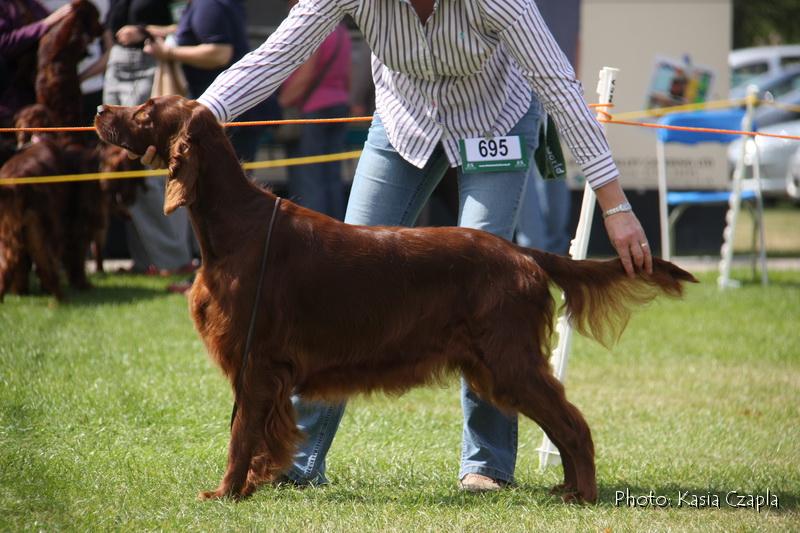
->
[522,248,698,348]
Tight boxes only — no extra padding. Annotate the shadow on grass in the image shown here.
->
[61,275,174,307]
[737,278,800,289]
[248,481,798,512]
[62,283,171,306]
[7,273,177,307]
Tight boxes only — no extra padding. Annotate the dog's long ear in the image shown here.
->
[164,105,205,215]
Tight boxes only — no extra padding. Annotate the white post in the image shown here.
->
[538,67,619,469]
[718,85,757,289]
[656,139,671,261]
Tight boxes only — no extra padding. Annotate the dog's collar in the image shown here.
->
[15,134,45,152]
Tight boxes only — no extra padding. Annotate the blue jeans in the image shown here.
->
[286,100,544,485]
[286,104,349,220]
[515,166,572,254]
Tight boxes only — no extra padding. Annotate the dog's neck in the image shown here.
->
[187,139,278,264]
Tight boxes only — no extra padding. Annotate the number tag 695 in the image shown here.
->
[459,135,529,173]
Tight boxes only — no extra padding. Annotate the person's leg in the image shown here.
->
[287,113,450,484]
[514,164,549,249]
[457,100,544,486]
[125,177,193,271]
[286,105,348,219]
[321,107,348,220]
[543,178,572,254]
[105,48,180,271]
[286,124,330,216]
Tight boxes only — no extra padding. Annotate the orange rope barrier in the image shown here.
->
[589,103,800,142]
[0,115,374,134]
[5,106,797,142]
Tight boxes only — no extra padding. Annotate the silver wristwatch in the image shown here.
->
[602,201,632,219]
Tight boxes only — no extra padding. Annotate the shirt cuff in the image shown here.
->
[196,93,229,123]
[581,152,620,190]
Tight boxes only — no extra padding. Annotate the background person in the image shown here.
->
[278,0,351,220]
[0,1,73,127]
[103,0,195,275]
[143,0,279,165]
[141,0,280,293]
[134,0,653,491]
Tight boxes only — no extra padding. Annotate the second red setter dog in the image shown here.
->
[96,96,696,503]
[0,139,66,300]
[38,0,103,289]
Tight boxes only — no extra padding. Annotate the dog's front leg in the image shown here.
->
[199,390,269,501]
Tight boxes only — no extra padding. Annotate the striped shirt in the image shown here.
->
[198,0,619,189]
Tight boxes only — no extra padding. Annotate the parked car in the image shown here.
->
[730,64,800,100]
[787,147,800,200]
[730,45,800,91]
[752,88,800,129]
[727,119,800,197]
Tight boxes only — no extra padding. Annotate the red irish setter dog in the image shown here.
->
[38,0,103,289]
[36,0,103,127]
[96,96,696,503]
[0,137,66,300]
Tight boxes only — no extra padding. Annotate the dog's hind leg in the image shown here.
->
[24,212,63,300]
[511,365,596,503]
[10,253,31,295]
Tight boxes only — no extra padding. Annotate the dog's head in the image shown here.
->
[44,0,103,61]
[72,0,103,41]
[14,104,55,148]
[95,95,219,215]
[74,0,104,35]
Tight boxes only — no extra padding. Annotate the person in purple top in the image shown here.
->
[0,0,74,126]
[143,0,276,165]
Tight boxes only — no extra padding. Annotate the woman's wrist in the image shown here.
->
[594,179,629,213]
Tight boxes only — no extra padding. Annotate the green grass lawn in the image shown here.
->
[1,270,798,532]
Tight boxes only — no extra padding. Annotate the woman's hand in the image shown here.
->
[603,210,652,278]
[595,180,653,278]
[115,25,146,46]
[143,37,170,61]
[42,4,73,29]
[127,146,165,169]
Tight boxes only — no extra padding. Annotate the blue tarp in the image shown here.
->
[667,190,757,206]
[657,109,747,144]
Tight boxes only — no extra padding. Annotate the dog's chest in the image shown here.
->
[188,276,241,378]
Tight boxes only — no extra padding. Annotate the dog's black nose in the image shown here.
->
[96,104,107,116]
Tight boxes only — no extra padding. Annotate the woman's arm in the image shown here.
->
[278,51,319,107]
[485,0,651,275]
[0,4,72,57]
[145,37,233,70]
[197,0,346,123]
[79,30,114,83]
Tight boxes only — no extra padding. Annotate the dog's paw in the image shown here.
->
[197,483,254,502]
[198,489,227,501]
[549,483,576,495]
[560,490,598,505]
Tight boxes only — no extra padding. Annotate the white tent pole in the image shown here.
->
[538,67,619,470]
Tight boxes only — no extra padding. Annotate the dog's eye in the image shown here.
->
[133,109,151,124]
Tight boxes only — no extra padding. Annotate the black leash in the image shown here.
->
[230,196,282,430]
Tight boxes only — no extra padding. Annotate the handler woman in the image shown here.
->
[140,0,653,491]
